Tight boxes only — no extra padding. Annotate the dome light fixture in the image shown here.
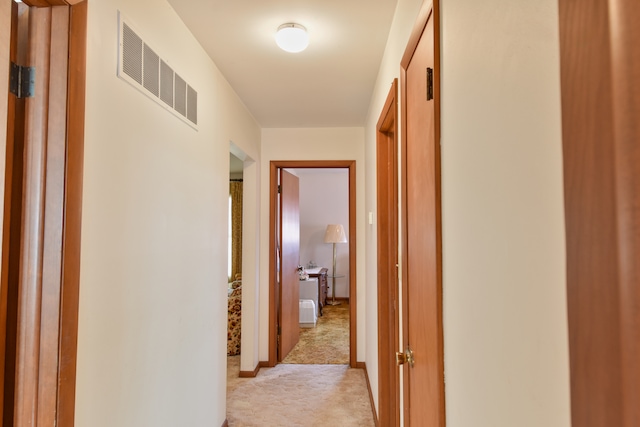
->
[275,23,309,53]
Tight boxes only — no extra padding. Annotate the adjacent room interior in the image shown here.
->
[227,161,351,365]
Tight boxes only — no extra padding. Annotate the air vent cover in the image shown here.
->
[118,12,198,130]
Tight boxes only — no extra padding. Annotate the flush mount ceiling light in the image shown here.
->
[275,23,309,53]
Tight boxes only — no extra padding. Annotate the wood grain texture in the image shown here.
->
[348,162,357,368]
[0,3,85,425]
[559,0,640,425]
[376,79,399,427]
[14,7,53,425]
[268,162,278,366]
[57,1,87,426]
[36,6,69,426]
[0,3,20,424]
[24,0,69,6]
[278,169,300,361]
[400,1,444,425]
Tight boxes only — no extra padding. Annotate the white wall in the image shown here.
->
[363,0,571,425]
[76,0,260,425]
[259,128,365,361]
[297,169,350,298]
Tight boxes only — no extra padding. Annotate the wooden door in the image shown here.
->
[400,2,445,426]
[377,79,399,426]
[268,161,356,368]
[558,0,640,424]
[0,1,87,425]
[278,169,300,361]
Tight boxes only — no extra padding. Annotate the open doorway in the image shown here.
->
[280,168,350,365]
[268,160,357,368]
[227,153,243,357]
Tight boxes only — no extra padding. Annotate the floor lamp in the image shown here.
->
[324,224,347,306]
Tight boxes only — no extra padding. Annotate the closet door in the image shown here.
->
[400,2,445,426]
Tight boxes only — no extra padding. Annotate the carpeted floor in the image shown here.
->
[281,302,350,364]
[226,356,375,426]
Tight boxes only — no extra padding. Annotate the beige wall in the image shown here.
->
[363,0,571,425]
[363,0,424,414]
[297,169,350,298]
[259,128,365,362]
[75,0,260,425]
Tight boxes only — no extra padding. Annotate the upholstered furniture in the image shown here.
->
[227,281,242,356]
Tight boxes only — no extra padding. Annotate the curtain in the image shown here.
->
[230,180,243,281]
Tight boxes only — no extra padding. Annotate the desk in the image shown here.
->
[306,267,328,316]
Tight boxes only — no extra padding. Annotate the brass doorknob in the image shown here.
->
[395,346,414,367]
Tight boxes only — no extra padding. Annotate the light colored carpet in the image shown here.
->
[281,302,350,364]
[226,356,375,426]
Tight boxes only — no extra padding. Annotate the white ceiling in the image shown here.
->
[166,0,398,128]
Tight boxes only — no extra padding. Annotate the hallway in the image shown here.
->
[226,356,375,426]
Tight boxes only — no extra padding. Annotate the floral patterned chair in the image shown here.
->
[227,281,242,356]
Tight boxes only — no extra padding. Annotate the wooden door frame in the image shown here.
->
[268,160,357,368]
[400,0,443,425]
[0,0,86,425]
[558,0,640,425]
[376,79,399,426]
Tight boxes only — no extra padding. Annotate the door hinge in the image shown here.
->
[9,62,35,99]
[277,185,281,194]
[277,326,281,335]
[426,67,433,101]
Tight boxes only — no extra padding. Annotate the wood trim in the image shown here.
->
[356,362,379,427]
[268,160,358,368]
[23,0,77,7]
[239,361,268,378]
[0,3,20,423]
[57,2,87,425]
[400,1,443,425]
[268,162,277,366]
[348,162,357,368]
[400,0,434,70]
[14,8,54,424]
[376,79,399,427]
[37,6,69,426]
[558,0,640,424]
[0,2,85,424]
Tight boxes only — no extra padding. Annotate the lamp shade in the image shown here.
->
[324,224,347,244]
[275,23,309,53]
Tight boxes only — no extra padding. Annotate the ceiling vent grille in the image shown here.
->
[118,12,198,129]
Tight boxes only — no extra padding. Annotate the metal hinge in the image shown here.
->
[9,62,35,99]
[426,67,433,101]
[277,185,281,194]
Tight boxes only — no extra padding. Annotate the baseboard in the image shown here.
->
[356,362,379,426]
[239,361,268,378]
[221,419,228,427]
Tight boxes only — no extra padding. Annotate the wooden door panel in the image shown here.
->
[0,2,86,425]
[377,79,399,426]
[402,4,445,426]
[278,169,300,361]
